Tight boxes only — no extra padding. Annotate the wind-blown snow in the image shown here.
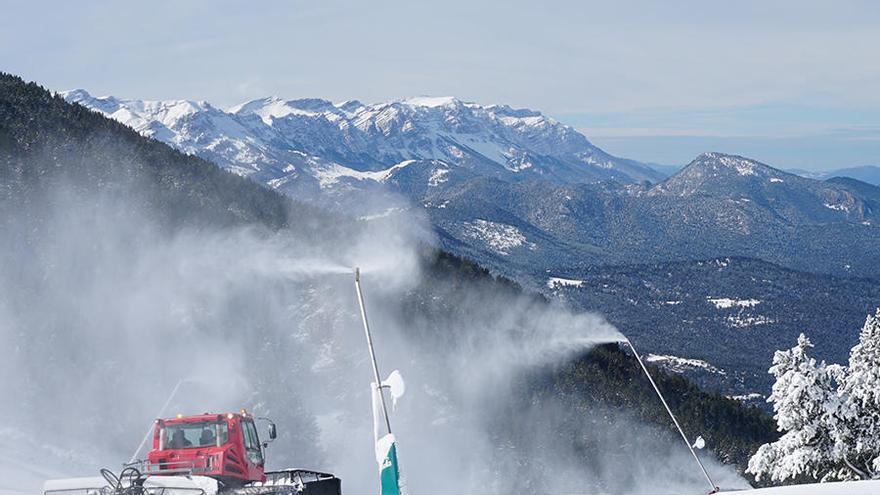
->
[358,207,406,221]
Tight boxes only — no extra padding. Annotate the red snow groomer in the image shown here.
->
[42,410,341,495]
[145,410,270,485]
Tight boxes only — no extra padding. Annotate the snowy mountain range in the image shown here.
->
[423,152,880,279]
[62,90,880,282]
[61,90,663,205]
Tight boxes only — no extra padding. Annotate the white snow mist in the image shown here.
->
[0,175,744,495]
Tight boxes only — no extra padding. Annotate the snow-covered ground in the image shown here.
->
[311,159,416,188]
[726,315,775,328]
[0,428,107,495]
[707,297,761,309]
[461,219,534,256]
[727,392,765,402]
[646,354,726,375]
[547,277,584,289]
[720,480,880,494]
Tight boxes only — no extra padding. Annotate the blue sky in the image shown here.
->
[2,0,877,170]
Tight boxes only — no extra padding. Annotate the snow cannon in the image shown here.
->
[144,410,272,485]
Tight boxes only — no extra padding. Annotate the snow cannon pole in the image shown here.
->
[624,337,719,493]
[128,378,188,464]
[355,267,393,435]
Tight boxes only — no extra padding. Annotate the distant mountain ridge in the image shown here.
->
[410,152,880,281]
[829,165,880,185]
[62,89,664,202]
[787,165,880,186]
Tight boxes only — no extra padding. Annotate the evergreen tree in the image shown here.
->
[837,309,880,478]
[747,334,845,482]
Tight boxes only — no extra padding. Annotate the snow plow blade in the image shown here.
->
[42,469,341,495]
[246,470,341,495]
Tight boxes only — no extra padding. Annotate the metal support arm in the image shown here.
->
[624,337,718,493]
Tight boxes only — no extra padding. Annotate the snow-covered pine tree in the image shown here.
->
[837,309,880,479]
[747,334,845,482]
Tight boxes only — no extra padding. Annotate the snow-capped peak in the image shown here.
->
[61,89,226,145]
[655,152,790,191]
[60,89,121,114]
[692,152,774,177]
[399,96,460,108]
[648,152,870,222]
[59,88,98,102]
[229,96,340,123]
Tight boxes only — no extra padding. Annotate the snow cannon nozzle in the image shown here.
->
[355,267,361,282]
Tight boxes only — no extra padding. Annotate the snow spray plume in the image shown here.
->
[345,272,749,494]
[0,162,424,491]
[1,151,745,494]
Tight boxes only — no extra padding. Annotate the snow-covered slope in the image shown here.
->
[0,427,105,495]
[719,480,880,494]
[61,90,663,201]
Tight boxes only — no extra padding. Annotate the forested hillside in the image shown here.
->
[549,257,880,398]
[1,72,311,230]
[408,251,778,479]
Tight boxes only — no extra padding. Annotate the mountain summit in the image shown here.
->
[650,152,870,223]
[651,152,794,196]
